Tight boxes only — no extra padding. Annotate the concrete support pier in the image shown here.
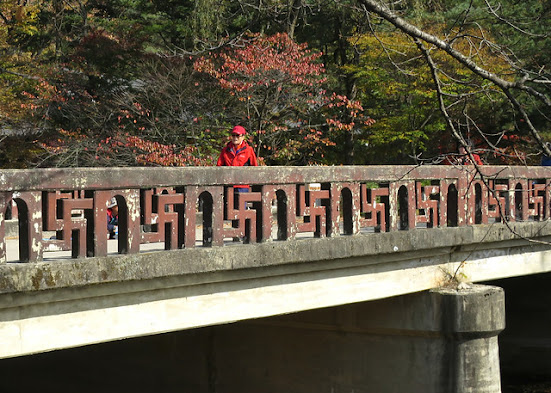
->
[211,284,505,393]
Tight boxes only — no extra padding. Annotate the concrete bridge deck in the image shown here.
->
[1,165,551,392]
[2,219,551,358]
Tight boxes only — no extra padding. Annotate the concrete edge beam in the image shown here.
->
[1,221,550,295]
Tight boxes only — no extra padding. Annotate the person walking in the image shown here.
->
[217,125,258,193]
[457,145,484,166]
[217,125,258,168]
[107,197,119,239]
[217,125,258,242]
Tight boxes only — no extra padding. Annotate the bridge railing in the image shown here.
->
[0,165,550,263]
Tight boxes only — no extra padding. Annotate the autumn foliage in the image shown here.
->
[35,32,375,166]
[194,33,374,165]
[2,1,551,168]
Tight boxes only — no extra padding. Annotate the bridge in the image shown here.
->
[1,165,551,392]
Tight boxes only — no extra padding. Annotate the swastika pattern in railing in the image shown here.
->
[0,165,550,263]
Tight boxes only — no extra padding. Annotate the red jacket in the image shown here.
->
[463,154,483,166]
[217,141,258,167]
[443,153,484,166]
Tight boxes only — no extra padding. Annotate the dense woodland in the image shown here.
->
[1,0,550,168]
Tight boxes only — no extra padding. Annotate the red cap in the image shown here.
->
[231,125,246,135]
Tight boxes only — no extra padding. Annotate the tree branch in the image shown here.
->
[358,0,551,108]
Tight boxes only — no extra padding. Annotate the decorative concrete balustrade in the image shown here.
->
[0,165,550,263]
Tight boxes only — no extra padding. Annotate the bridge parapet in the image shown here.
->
[0,165,549,263]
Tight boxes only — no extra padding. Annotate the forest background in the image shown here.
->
[1,0,550,168]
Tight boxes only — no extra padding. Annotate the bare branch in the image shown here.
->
[483,0,549,38]
[416,35,551,245]
[0,67,42,81]
[358,0,551,108]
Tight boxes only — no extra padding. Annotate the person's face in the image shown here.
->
[231,133,244,146]
[112,205,119,215]
[459,146,466,154]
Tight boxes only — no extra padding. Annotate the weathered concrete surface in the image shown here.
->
[0,221,549,359]
[209,285,504,393]
[0,286,505,393]
[3,164,549,263]
[1,165,550,190]
[1,220,550,294]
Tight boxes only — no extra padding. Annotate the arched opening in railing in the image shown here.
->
[474,183,483,225]
[447,184,458,227]
[112,195,128,254]
[3,197,16,262]
[381,189,390,233]
[84,190,95,257]
[340,187,354,235]
[318,183,331,238]
[13,197,29,262]
[250,185,263,244]
[398,185,409,230]
[515,182,524,221]
[275,189,288,241]
[199,191,213,247]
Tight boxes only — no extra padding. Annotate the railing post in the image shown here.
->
[456,175,469,226]
[389,182,398,231]
[259,185,279,242]
[123,190,142,254]
[13,191,43,262]
[210,186,225,247]
[439,180,452,228]
[329,182,343,237]
[183,186,199,248]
